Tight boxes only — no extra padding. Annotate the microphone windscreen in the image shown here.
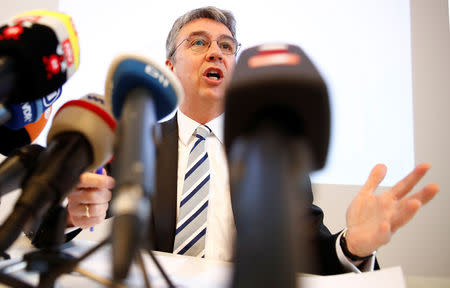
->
[224,43,330,170]
[47,93,116,171]
[4,88,61,130]
[105,54,183,120]
[0,106,51,156]
[25,106,52,141]
[0,126,30,156]
[0,10,79,104]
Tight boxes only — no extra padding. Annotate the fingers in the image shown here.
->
[390,163,431,200]
[76,172,115,190]
[390,183,439,232]
[347,163,438,254]
[67,201,109,229]
[67,188,111,229]
[359,164,387,196]
[67,203,109,218]
[66,171,114,229]
[68,215,106,230]
[390,199,421,232]
[68,187,112,204]
[404,183,440,205]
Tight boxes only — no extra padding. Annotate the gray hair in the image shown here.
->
[166,6,237,60]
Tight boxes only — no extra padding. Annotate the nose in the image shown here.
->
[206,40,223,61]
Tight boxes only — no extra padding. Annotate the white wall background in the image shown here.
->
[56,0,415,187]
[314,0,450,278]
[0,0,449,278]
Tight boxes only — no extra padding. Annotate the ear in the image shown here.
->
[165,59,175,71]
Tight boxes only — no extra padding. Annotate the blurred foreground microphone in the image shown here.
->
[0,88,62,156]
[105,54,183,282]
[0,94,115,253]
[0,106,52,156]
[225,44,330,288]
[0,10,79,125]
[3,88,62,130]
[0,144,44,198]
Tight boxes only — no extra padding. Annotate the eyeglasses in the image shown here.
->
[170,35,241,58]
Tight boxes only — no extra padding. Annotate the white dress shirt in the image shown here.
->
[176,111,236,262]
[174,110,375,271]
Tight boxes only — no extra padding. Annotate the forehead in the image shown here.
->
[177,18,233,41]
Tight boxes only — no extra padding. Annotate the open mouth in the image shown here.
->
[204,68,223,81]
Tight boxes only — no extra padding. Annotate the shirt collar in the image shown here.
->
[177,109,224,145]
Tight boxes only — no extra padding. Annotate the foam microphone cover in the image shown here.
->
[47,93,116,171]
[0,10,79,104]
[105,53,183,120]
[0,106,52,156]
[224,43,330,170]
[4,88,62,130]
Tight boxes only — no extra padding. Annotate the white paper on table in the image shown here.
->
[68,240,406,288]
[68,240,234,287]
[2,239,407,288]
[299,266,406,288]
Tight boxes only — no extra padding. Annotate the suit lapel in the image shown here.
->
[152,115,178,252]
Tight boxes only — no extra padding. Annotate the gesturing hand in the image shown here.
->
[344,163,439,257]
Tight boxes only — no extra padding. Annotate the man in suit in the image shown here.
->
[65,6,439,275]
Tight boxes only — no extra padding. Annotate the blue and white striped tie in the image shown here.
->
[173,125,211,257]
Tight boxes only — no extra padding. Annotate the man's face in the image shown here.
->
[166,18,236,108]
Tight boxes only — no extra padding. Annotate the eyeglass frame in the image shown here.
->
[169,34,241,59]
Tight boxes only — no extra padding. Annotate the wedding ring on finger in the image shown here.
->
[85,205,90,218]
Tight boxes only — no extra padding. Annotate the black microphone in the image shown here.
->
[0,10,79,124]
[0,89,62,156]
[0,93,116,253]
[105,54,183,281]
[225,43,330,169]
[224,43,330,287]
[0,144,44,198]
[3,88,62,130]
[0,108,51,156]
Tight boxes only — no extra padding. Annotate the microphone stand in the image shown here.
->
[0,205,175,288]
[0,205,75,288]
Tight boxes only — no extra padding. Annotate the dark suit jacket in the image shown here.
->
[31,115,361,275]
[150,115,348,275]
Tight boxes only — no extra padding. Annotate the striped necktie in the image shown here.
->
[173,125,211,257]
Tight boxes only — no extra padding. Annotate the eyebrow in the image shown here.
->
[186,31,235,41]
